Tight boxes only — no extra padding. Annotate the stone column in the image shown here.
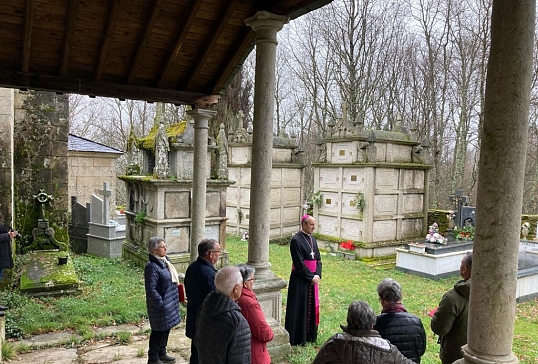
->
[457,2,534,364]
[187,108,216,262]
[245,11,290,361]
[0,88,14,221]
[244,11,288,277]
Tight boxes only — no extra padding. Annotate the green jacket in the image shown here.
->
[431,279,471,364]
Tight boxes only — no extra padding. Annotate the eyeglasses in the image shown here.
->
[246,277,255,282]
[210,250,222,254]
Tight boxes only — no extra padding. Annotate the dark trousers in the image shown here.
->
[190,340,199,364]
[148,329,170,362]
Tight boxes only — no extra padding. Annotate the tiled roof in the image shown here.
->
[68,134,123,155]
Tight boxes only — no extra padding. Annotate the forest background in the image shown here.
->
[69,0,538,214]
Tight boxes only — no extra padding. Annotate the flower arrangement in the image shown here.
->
[447,210,456,220]
[425,223,447,244]
[310,191,323,207]
[339,240,355,251]
[454,225,474,240]
[351,192,365,212]
[522,222,531,231]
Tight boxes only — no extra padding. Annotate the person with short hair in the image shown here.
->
[184,239,221,364]
[431,252,473,364]
[374,278,426,363]
[144,237,180,364]
[285,214,322,346]
[237,264,274,364]
[195,265,251,364]
[312,300,415,364]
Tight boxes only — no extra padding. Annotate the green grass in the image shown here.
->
[226,237,538,364]
[0,238,536,363]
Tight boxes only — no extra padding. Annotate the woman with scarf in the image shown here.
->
[145,237,180,364]
[373,278,426,363]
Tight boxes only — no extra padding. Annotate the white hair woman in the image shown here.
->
[145,237,180,364]
[237,264,274,364]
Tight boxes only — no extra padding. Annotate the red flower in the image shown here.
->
[339,240,355,250]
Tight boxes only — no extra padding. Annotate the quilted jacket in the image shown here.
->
[374,311,426,363]
[144,254,181,332]
[312,328,415,364]
[196,291,251,364]
[431,279,471,364]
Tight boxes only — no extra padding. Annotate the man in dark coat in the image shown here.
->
[145,237,181,364]
[431,252,472,364]
[374,278,426,363]
[285,214,322,346]
[184,239,220,364]
[312,301,415,364]
[195,265,251,364]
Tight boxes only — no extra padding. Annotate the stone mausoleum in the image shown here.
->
[226,125,304,239]
[120,118,231,272]
[314,116,431,257]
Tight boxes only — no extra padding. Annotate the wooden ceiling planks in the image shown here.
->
[0,0,332,104]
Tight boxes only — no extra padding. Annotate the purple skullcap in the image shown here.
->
[301,214,311,224]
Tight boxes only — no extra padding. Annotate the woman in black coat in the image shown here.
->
[145,237,181,364]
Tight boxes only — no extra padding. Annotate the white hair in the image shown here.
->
[215,265,243,295]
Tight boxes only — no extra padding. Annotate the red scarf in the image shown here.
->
[381,302,407,313]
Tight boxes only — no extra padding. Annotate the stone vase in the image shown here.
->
[522,227,529,240]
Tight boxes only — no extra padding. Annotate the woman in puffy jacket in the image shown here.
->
[145,237,181,364]
[312,301,415,364]
[374,278,426,363]
[237,264,274,364]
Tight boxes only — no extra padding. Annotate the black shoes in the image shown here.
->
[147,361,164,364]
[0,305,8,311]
[159,354,176,363]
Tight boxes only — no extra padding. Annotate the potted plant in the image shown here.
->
[56,240,69,265]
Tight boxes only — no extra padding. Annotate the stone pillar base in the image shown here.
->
[267,319,290,362]
[454,345,519,364]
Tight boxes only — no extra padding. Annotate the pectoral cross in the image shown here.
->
[310,251,315,259]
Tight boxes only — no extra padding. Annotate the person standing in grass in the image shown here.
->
[312,300,415,364]
[237,264,274,364]
[145,237,180,364]
[184,239,220,364]
[195,265,251,364]
[374,278,426,363]
[285,214,322,346]
[431,251,472,364]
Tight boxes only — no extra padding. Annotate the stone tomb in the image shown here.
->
[397,239,538,302]
[87,182,126,258]
[226,136,304,239]
[314,126,430,257]
[19,250,79,296]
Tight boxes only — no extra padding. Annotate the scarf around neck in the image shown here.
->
[381,302,407,313]
[153,254,179,285]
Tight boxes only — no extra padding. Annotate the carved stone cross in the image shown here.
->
[98,182,112,225]
[449,189,469,228]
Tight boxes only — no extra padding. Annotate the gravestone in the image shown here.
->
[87,182,125,258]
[69,196,90,254]
[449,189,470,228]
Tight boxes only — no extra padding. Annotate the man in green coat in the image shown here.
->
[431,252,472,364]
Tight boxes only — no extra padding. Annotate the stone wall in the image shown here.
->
[0,88,14,222]
[68,151,119,213]
[13,90,69,245]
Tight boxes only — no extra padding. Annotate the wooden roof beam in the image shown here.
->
[127,0,163,85]
[185,0,239,90]
[156,1,202,88]
[22,0,35,73]
[60,0,81,77]
[95,0,122,82]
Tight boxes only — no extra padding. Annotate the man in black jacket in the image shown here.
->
[195,265,251,364]
[184,239,220,364]
[374,278,426,363]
